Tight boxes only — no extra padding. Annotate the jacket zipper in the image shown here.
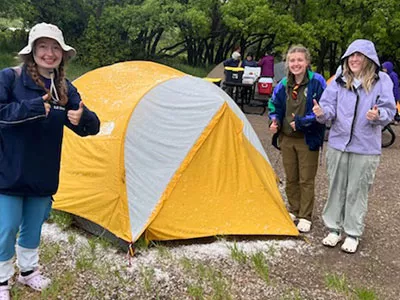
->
[345,90,360,147]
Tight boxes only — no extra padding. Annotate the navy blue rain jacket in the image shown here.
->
[0,66,100,196]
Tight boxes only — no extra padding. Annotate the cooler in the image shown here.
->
[242,73,258,84]
[258,77,273,95]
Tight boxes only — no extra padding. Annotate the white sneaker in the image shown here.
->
[341,236,359,254]
[322,232,342,247]
[297,218,311,233]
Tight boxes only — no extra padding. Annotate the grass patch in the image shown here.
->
[354,287,378,300]
[67,233,77,245]
[67,60,94,81]
[40,242,61,264]
[228,242,247,264]
[40,270,76,299]
[251,251,270,284]
[48,210,73,230]
[325,272,349,293]
[208,269,232,300]
[134,235,149,252]
[88,285,105,299]
[153,242,173,259]
[155,57,213,77]
[140,266,155,292]
[87,237,98,254]
[75,248,96,272]
[96,236,113,249]
[168,62,211,77]
[10,285,24,300]
[325,272,379,299]
[180,257,193,271]
[187,283,205,299]
[179,257,232,299]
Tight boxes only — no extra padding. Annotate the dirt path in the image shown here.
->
[247,113,400,299]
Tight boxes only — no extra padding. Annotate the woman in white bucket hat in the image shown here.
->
[0,23,100,298]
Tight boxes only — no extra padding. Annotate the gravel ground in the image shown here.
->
[9,113,400,300]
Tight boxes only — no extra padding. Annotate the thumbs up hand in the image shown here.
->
[269,118,279,134]
[366,105,380,121]
[68,101,84,125]
[312,99,323,117]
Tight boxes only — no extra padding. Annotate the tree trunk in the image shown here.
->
[329,41,338,76]
[150,29,164,57]
[316,39,327,75]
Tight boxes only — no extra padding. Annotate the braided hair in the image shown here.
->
[21,53,69,106]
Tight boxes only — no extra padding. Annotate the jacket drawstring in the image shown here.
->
[49,71,60,103]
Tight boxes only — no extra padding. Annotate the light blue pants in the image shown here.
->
[322,147,380,237]
[0,194,52,282]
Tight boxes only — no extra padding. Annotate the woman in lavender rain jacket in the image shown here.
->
[312,39,396,253]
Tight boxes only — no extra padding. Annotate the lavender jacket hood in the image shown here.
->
[317,39,396,155]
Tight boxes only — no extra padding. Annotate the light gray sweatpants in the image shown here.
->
[322,147,380,237]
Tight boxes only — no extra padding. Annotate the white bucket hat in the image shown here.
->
[18,23,76,59]
[232,51,241,60]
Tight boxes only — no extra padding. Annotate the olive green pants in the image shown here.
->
[280,135,319,221]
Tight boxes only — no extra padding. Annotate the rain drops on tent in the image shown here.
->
[54,61,298,245]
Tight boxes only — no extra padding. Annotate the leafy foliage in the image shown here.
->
[2,0,400,73]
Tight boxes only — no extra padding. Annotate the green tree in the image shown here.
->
[15,0,90,45]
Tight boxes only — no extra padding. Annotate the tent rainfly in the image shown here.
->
[53,61,298,244]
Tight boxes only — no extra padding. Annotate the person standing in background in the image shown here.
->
[258,52,274,78]
[242,53,258,67]
[223,51,242,68]
[382,61,400,121]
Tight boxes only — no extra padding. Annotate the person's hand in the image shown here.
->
[366,105,379,121]
[290,113,296,131]
[312,99,323,117]
[269,118,278,134]
[42,94,50,117]
[68,101,84,125]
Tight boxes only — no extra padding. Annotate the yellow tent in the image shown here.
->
[53,61,298,244]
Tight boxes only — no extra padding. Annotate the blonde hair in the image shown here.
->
[21,53,69,106]
[285,45,311,78]
[342,55,377,93]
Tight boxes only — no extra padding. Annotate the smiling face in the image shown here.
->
[347,52,365,77]
[288,51,309,79]
[33,37,63,75]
